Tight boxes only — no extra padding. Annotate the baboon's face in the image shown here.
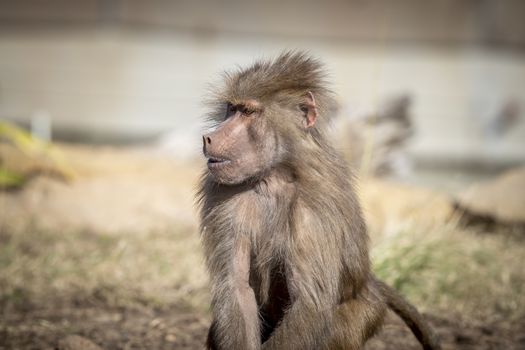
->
[202,99,281,185]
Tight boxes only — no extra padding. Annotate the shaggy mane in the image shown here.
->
[207,51,337,126]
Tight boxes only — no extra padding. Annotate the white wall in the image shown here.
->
[0,28,524,164]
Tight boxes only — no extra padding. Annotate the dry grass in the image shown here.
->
[0,223,209,313]
[1,217,523,324]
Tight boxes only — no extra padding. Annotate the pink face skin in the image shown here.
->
[202,99,278,185]
[202,93,318,185]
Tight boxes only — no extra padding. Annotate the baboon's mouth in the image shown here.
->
[207,157,231,168]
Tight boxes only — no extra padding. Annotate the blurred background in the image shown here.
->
[1,1,524,349]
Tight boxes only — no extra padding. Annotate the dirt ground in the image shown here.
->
[2,304,524,350]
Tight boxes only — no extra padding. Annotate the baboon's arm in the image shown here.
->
[206,237,261,350]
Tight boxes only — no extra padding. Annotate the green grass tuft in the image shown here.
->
[373,224,525,320]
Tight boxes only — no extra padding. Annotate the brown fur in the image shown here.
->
[197,51,440,350]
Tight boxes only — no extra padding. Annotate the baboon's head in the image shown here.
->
[202,51,335,185]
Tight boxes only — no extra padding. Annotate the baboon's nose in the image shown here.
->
[202,135,212,153]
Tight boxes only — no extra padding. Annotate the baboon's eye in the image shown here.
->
[225,103,237,119]
[227,103,237,112]
[242,107,255,116]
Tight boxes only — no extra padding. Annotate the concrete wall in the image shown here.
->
[0,1,524,165]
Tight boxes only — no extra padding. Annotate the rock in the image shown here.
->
[455,166,525,225]
[57,335,105,350]
[359,178,453,236]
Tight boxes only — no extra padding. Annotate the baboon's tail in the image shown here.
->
[373,278,441,350]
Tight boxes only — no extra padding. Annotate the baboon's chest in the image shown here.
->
[249,194,292,268]
[232,184,294,256]
[230,178,296,306]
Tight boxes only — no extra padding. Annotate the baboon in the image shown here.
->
[197,51,440,350]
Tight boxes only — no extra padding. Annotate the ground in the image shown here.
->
[3,305,525,349]
[1,144,524,349]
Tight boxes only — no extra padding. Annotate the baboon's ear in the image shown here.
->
[301,91,318,128]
